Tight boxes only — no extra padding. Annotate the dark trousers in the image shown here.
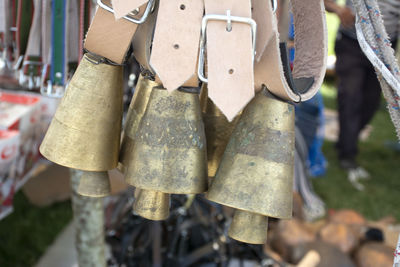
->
[334,33,397,160]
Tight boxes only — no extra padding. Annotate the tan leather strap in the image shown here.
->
[252,0,274,62]
[149,0,203,91]
[204,0,254,121]
[66,0,80,64]
[84,2,147,64]
[131,0,158,73]
[132,0,199,88]
[254,0,327,101]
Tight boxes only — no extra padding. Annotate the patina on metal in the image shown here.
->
[207,87,295,224]
[40,53,123,171]
[125,86,208,194]
[133,188,170,221]
[118,75,160,174]
[228,209,269,244]
[77,171,111,198]
[200,84,241,178]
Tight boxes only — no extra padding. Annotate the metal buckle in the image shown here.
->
[198,10,257,83]
[271,0,277,13]
[97,0,155,24]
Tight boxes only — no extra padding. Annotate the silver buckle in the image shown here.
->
[97,0,154,24]
[271,0,277,13]
[198,10,257,83]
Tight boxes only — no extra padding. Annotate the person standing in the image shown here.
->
[324,0,400,186]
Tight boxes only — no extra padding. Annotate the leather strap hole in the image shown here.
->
[180,4,185,10]
[228,69,234,74]
[174,44,180,49]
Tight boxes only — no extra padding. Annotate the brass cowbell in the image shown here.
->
[200,84,240,178]
[206,87,295,244]
[125,85,208,220]
[118,74,158,173]
[118,75,171,220]
[77,171,111,197]
[40,53,124,171]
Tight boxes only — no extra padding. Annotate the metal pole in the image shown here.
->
[70,169,106,267]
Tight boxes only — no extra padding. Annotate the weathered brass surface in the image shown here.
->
[125,87,208,194]
[200,85,240,178]
[228,209,269,244]
[40,54,123,171]
[133,189,170,221]
[77,171,111,197]
[119,75,160,174]
[207,89,295,219]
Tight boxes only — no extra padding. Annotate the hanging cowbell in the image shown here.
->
[118,74,159,173]
[125,86,208,220]
[117,76,171,220]
[40,53,123,171]
[133,188,170,221]
[206,87,295,244]
[77,171,111,197]
[200,84,241,178]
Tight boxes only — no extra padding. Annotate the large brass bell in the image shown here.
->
[125,85,208,220]
[77,171,111,197]
[207,87,295,244]
[118,74,159,173]
[40,53,123,171]
[200,84,240,178]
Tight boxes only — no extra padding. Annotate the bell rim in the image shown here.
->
[228,232,267,245]
[76,191,110,198]
[123,181,208,194]
[39,145,118,172]
[205,193,292,220]
[134,210,170,221]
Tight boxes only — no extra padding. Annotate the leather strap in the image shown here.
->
[150,0,203,91]
[204,0,254,121]
[66,0,80,66]
[0,0,11,54]
[132,1,199,88]
[251,0,274,62]
[254,0,327,101]
[51,0,67,86]
[21,0,42,88]
[84,1,147,64]
[41,0,52,85]
[131,0,158,74]
[16,0,33,58]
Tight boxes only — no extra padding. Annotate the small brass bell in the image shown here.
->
[200,84,240,178]
[118,74,159,173]
[207,87,295,244]
[228,210,269,244]
[77,171,111,197]
[40,53,123,171]
[133,188,170,220]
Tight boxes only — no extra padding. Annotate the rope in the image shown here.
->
[352,0,400,139]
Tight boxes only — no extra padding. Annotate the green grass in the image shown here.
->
[312,107,400,221]
[0,192,72,267]
[314,10,400,222]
